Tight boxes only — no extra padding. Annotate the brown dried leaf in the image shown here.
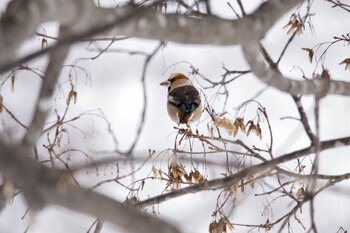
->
[11,74,15,93]
[41,38,48,50]
[302,48,314,63]
[223,117,234,135]
[246,121,255,137]
[233,118,242,134]
[256,122,262,139]
[184,172,192,183]
[236,118,246,132]
[339,58,350,71]
[66,90,77,105]
[178,163,187,176]
[296,187,306,198]
[213,116,223,127]
[220,217,234,231]
[249,176,255,189]
[228,184,237,197]
[209,221,218,233]
[283,14,303,35]
[193,169,204,183]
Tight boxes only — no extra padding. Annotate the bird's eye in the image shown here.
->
[169,78,176,83]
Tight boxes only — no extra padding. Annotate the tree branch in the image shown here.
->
[0,0,303,72]
[242,43,350,96]
[137,135,350,208]
[0,141,183,233]
[21,27,71,148]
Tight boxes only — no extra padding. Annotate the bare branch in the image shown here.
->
[137,135,350,208]
[0,141,183,233]
[242,43,350,96]
[21,27,71,148]
[126,42,165,155]
[0,0,303,72]
[292,95,316,142]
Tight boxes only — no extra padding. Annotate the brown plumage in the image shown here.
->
[160,73,202,125]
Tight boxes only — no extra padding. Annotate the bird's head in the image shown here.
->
[160,73,194,92]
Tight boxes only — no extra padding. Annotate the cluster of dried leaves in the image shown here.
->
[283,14,304,35]
[209,217,234,233]
[283,12,350,71]
[166,162,207,188]
[213,116,262,139]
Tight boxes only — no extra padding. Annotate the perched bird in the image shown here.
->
[160,73,202,126]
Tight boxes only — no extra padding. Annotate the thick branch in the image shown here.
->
[0,0,302,71]
[242,43,350,96]
[107,0,303,45]
[0,0,83,64]
[22,28,70,147]
[0,141,183,233]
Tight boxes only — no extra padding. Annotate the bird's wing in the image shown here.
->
[168,85,201,114]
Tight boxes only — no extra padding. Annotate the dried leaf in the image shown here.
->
[339,58,350,71]
[235,118,246,133]
[41,38,48,50]
[228,184,237,197]
[240,179,244,193]
[11,74,15,93]
[152,166,161,179]
[66,90,77,105]
[240,119,246,132]
[302,48,314,63]
[256,122,262,139]
[221,217,234,231]
[283,14,303,35]
[193,169,204,183]
[213,116,222,126]
[184,173,192,183]
[246,121,255,137]
[296,187,306,198]
[223,117,234,135]
[209,221,218,233]
[248,176,255,189]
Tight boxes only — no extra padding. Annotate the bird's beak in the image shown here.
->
[159,80,171,87]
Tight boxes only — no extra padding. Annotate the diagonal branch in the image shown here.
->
[292,95,316,142]
[137,135,350,208]
[21,27,71,148]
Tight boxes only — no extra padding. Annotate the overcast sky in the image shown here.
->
[1,1,350,232]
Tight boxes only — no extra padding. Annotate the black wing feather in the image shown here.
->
[168,85,201,114]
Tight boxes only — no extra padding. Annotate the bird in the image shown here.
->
[160,73,202,126]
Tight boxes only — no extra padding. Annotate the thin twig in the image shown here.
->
[292,95,316,142]
[126,42,165,155]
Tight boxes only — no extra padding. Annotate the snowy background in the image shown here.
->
[0,0,350,232]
